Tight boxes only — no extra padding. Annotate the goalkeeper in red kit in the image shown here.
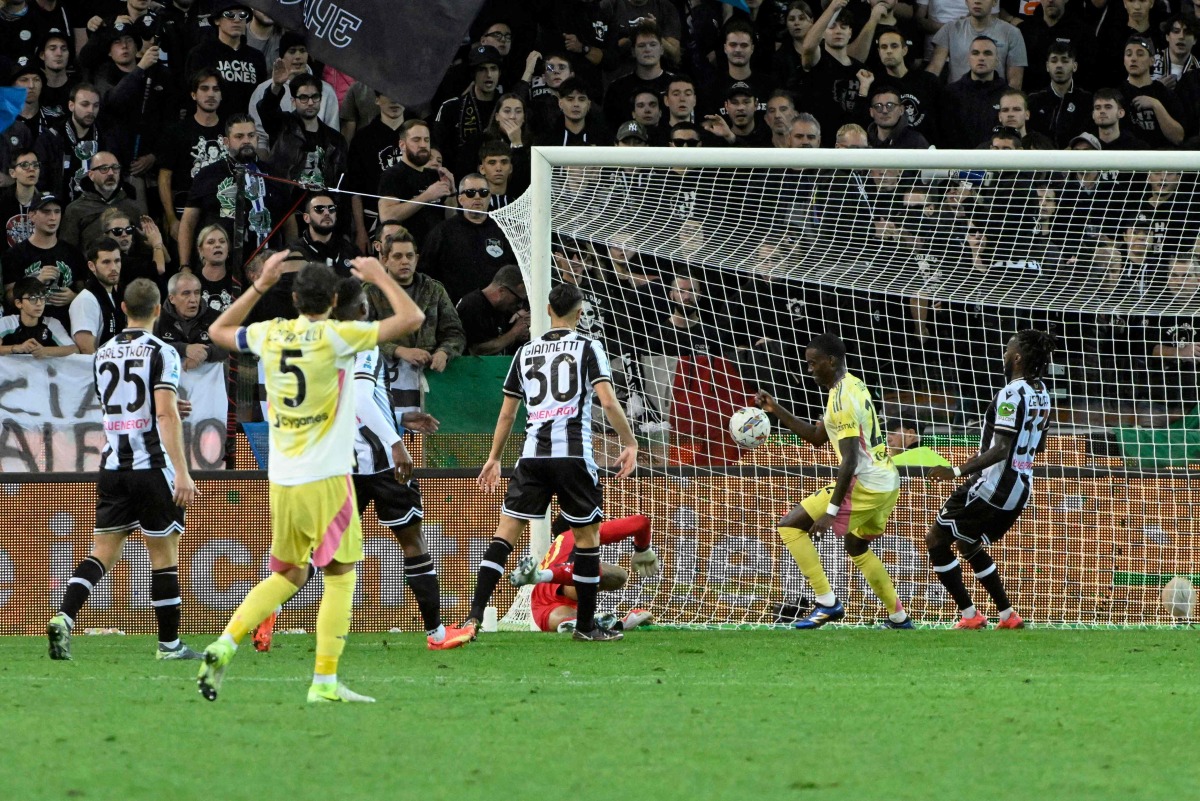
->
[509,514,659,633]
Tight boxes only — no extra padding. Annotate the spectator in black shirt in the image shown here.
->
[0,148,40,256]
[702,19,773,117]
[35,82,114,201]
[289,193,355,275]
[457,263,529,356]
[941,36,1009,149]
[1091,87,1149,150]
[1018,0,1091,93]
[257,71,348,193]
[864,84,931,148]
[0,276,75,356]
[1119,35,1186,148]
[701,82,772,146]
[345,92,405,253]
[183,0,266,116]
[542,78,608,145]
[1,191,84,323]
[0,63,51,174]
[377,119,455,248]
[870,28,943,146]
[603,21,677,128]
[997,89,1056,149]
[1029,43,1093,148]
[794,0,867,147]
[157,68,223,246]
[434,44,502,181]
[421,173,514,303]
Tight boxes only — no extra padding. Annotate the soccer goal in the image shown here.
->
[491,146,1200,628]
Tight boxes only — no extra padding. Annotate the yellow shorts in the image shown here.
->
[268,474,364,571]
[799,481,899,539]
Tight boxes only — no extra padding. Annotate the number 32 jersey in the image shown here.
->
[503,328,612,468]
[970,378,1051,510]
[238,316,379,485]
[95,329,181,471]
[822,372,899,493]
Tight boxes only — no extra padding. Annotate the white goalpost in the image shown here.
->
[492,146,1200,628]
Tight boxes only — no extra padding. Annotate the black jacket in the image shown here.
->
[257,87,348,189]
[154,300,224,362]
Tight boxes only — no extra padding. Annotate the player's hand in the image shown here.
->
[754,389,779,415]
[810,512,834,539]
[613,443,638,479]
[928,465,957,481]
[174,472,198,508]
[478,458,502,492]
[256,250,288,289]
[631,547,659,577]
[176,398,193,420]
[429,350,449,372]
[400,411,440,433]
[392,441,414,483]
[349,255,388,286]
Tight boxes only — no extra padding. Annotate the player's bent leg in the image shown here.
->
[145,534,201,660]
[545,605,578,633]
[844,533,910,626]
[959,540,1021,627]
[779,501,842,629]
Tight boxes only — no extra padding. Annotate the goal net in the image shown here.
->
[492,147,1200,628]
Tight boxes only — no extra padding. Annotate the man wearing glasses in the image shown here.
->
[0,149,41,255]
[864,85,930,148]
[248,31,339,154]
[290,193,356,275]
[0,276,76,357]
[420,173,514,304]
[257,69,348,193]
[183,0,267,117]
[61,151,142,249]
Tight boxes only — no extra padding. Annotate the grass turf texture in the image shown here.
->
[4,630,1197,801]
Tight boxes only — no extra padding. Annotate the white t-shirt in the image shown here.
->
[68,289,103,338]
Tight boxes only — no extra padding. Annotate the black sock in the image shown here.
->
[572,546,601,632]
[968,550,1011,613]
[469,537,513,621]
[929,544,974,611]
[404,552,442,634]
[150,566,181,645]
[60,556,106,623]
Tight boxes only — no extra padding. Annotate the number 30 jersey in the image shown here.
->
[503,328,612,468]
[971,378,1051,510]
[95,329,180,472]
[822,372,900,493]
[238,316,379,486]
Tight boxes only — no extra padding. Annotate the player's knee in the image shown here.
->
[599,564,628,591]
[925,526,950,551]
[843,533,868,557]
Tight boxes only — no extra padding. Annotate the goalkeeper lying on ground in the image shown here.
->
[509,514,659,633]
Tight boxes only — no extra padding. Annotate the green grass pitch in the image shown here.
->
[4,629,1198,801]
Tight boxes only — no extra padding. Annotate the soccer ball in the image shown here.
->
[729,406,771,449]
[1161,576,1196,619]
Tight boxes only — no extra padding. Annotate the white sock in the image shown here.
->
[160,638,180,649]
[889,610,908,623]
[537,569,553,583]
[961,606,976,619]
[998,607,1014,621]
[312,673,337,685]
[61,613,75,630]
[428,624,446,642]
[815,592,837,607]
[218,632,239,652]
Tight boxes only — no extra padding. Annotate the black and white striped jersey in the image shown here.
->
[503,328,611,467]
[94,329,181,472]
[353,346,402,476]
[969,378,1051,510]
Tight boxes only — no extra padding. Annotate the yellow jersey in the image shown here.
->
[822,372,899,493]
[238,316,379,485]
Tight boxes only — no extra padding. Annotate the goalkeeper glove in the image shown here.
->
[631,548,659,577]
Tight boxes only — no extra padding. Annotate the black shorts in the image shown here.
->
[935,483,1025,546]
[501,457,604,526]
[94,468,185,537]
[353,471,423,529]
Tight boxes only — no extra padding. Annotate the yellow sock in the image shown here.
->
[779,527,831,597]
[315,569,356,678]
[225,573,300,644]
[851,550,901,614]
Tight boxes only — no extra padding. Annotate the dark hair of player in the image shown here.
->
[808,332,846,364]
[293,261,339,315]
[86,236,121,263]
[1013,329,1056,383]
[549,282,583,318]
[123,278,160,320]
[331,276,365,321]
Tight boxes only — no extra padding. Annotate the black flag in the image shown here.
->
[241,0,484,108]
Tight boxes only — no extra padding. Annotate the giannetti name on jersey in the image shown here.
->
[527,339,574,356]
[105,418,151,431]
[529,405,578,421]
[273,411,330,428]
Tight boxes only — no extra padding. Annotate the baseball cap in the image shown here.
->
[468,44,502,68]
[9,62,45,84]
[29,192,63,212]
[1067,132,1102,150]
[1125,35,1156,56]
[492,264,527,298]
[616,120,649,143]
[725,81,755,101]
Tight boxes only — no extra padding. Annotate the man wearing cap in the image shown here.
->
[1119,35,1185,148]
[456,263,530,356]
[941,35,1010,149]
[421,173,514,304]
[794,0,868,147]
[184,0,267,116]
[1096,0,1164,89]
[0,0,74,77]
[248,31,338,154]
[36,30,74,120]
[1029,43,1093,148]
[435,44,503,180]
[89,24,172,182]
[1089,88,1148,150]
[926,0,1027,87]
[615,120,650,147]
[603,21,677,130]
[0,63,51,172]
[61,151,141,249]
[1,191,85,324]
[701,83,771,146]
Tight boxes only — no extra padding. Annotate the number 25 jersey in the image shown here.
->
[822,372,900,493]
[238,316,379,485]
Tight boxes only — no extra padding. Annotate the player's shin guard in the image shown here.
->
[225,573,301,644]
[850,550,902,614]
[929,544,975,610]
[60,556,106,623]
[150,566,182,646]
[778,527,832,597]
[967,550,1011,614]
[404,553,441,634]
[572,546,601,632]
[469,537,513,620]
[315,570,356,677]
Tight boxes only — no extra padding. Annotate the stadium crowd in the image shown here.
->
[0,0,1197,455]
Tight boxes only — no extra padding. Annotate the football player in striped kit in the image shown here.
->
[925,329,1057,630]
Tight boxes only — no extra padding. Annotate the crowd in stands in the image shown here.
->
[0,0,1196,452]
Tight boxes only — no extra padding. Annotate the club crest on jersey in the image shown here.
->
[486,238,505,258]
